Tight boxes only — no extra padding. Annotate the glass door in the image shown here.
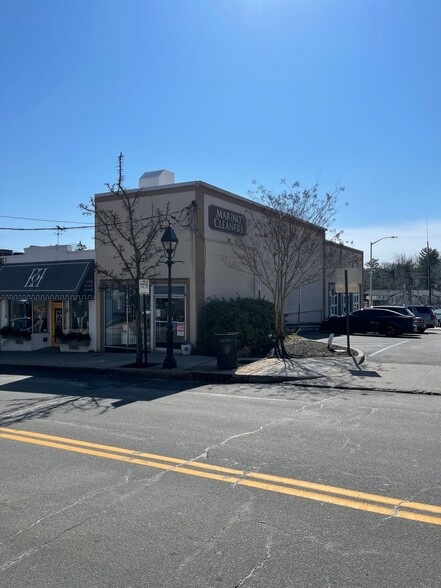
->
[51,302,63,347]
[155,297,186,348]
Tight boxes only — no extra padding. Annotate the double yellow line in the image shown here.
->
[1,426,441,526]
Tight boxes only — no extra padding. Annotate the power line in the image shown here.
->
[0,214,94,225]
[0,225,93,231]
[0,204,195,232]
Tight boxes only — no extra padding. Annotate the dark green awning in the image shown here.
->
[0,260,95,299]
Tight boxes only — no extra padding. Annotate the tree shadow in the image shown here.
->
[0,368,206,427]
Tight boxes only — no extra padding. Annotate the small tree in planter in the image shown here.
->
[59,331,91,351]
[59,332,91,344]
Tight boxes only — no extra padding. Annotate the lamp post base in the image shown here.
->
[163,356,177,369]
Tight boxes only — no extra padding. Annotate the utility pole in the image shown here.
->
[427,220,432,305]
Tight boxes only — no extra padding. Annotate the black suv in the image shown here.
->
[321,308,417,337]
[375,305,425,333]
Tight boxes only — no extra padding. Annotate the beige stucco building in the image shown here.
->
[94,171,364,354]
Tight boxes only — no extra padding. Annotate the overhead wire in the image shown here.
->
[0,203,196,233]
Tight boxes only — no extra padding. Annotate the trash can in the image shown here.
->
[215,333,238,370]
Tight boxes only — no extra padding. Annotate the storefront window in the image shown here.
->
[104,284,140,347]
[70,300,89,331]
[32,301,48,333]
[328,283,338,317]
[10,300,32,332]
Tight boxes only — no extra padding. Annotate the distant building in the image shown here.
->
[365,289,441,307]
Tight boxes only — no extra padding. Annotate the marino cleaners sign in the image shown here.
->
[208,205,246,236]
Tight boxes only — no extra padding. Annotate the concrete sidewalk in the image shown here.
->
[234,354,441,395]
[0,347,440,395]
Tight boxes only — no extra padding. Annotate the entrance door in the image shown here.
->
[51,302,63,347]
[154,297,186,348]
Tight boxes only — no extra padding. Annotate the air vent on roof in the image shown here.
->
[139,170,174,188]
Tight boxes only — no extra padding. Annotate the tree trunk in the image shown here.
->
[134,294,144,367]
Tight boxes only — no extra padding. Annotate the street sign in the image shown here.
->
[335,268,359,293]
[139,279,150,294]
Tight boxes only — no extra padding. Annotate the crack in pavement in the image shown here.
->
[200,394,340,469]
[235,536,273,588]
[0,471,138,573]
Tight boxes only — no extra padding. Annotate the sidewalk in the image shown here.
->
[0,347,441,395]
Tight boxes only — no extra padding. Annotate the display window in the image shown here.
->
[70,300,89,331]
[104,284,140,348]
[9,300,32,332]
[32,301,48,333]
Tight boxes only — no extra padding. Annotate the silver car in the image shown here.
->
[407,305,436,329]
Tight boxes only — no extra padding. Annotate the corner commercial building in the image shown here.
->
[94,171,363,354]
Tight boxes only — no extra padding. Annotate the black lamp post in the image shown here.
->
[161,223,179,369]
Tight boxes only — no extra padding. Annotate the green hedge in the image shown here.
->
[197,297,275,357]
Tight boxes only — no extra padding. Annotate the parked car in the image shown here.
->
[374,305,426,333]
[434,309,441,327]
[320,308,417,337]
[406,305,436,329]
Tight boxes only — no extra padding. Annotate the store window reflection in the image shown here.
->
[71,300,89,331]
[32,301,48,332]
[10,300,32,331]
[104,284,141,348]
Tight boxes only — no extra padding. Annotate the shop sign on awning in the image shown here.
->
[0,260,95,299]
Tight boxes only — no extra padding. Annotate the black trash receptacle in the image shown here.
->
[215,333,239,370]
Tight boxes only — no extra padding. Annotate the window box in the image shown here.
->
[58,332,91,352]
[0,327,32,341]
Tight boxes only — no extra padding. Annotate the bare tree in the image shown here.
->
[79,153,167,366]
[227,180,347,357]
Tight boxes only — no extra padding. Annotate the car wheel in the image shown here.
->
[386,323,399,337]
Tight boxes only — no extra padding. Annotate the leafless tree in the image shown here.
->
[79,153,167,366]
[227,180,347,357]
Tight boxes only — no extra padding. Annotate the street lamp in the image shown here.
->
[161,223,179,369]
[369,235,398,307]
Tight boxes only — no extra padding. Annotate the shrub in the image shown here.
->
[197,297,275,356]
[0,326,32,340]
[59,331,91,342]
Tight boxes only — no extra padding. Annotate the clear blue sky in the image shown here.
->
[1,0,440,265]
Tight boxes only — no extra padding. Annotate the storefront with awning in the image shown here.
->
[0,246,96,351]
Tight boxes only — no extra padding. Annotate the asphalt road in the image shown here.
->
[317,326,441,365]
[1,368,441,587]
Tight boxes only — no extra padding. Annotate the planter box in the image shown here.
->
[60,340,91,353]
[0,337,33,351]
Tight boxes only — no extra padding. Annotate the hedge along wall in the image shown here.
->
[198,297,275,356]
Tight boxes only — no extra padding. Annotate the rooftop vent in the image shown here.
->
[139,170,174,188]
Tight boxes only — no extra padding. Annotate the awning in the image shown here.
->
[0,260,95,300]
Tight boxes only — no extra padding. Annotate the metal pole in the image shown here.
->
[345,270,351,357]
[369,242,373,308]
[369,236,398,308]
[163,254,176,369]
[143,293,148,367]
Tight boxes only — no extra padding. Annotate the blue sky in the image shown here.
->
[1,0,440,265]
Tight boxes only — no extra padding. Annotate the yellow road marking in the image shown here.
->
[1,426,440,526]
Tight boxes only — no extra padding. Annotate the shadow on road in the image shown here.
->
[0,368,205,426]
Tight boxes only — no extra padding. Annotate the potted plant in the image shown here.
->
[59,331,91,351]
